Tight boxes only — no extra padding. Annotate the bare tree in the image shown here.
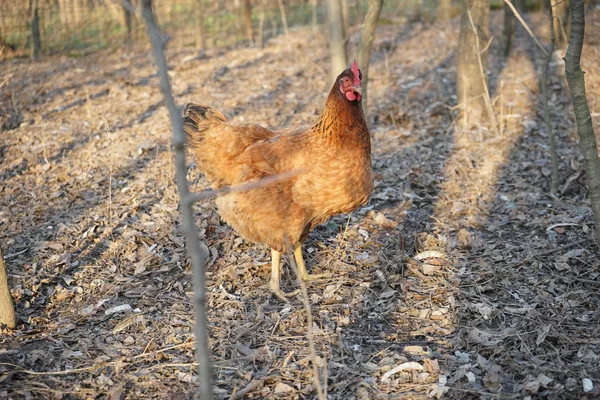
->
[564,0,600,241]
[30,4,41,59]
[542,1,558,194]
[197,0,205,50]
[457,0,490,128]
[141,1,214,398]
[0,248,17,329]
[311,0,319,35]
[277,0,289,35]
[340,0,350,40]
[327,0,347,80]
[357,0,383,112]
[123,0,134,42]
[437,0,452,21]
[243,0,254,45]
[553,0,569,48]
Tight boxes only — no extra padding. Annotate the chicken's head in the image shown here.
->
[338,60,362,102]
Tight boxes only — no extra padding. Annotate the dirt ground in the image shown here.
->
[1,9,600,400]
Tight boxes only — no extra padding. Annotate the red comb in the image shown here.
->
[351,60,361,85]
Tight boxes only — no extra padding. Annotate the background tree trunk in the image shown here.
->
[278,0,289,35]
[564,0,600,241]
[553,0,570,48]
[0,248,17,329]
[340,0,350,40]
[457,0,490,128]
[357,0,383,113]
[243,0,254,45]
[123,1,134,42]
[311,0,319,35]
[197,0,205,50]
[503,0,515,57]
[327,0,348,80]
[31,3,41,59]
[437,0,452,21]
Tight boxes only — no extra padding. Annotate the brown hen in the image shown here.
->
[183,61,372,301]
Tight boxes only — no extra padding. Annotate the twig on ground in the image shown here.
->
[231,376,268,399]
[140,1,213,399]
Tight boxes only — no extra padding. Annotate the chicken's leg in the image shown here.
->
[269,249,298,302]
[293,242,327,281]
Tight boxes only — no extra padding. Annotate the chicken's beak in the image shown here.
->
[353,85,362,95]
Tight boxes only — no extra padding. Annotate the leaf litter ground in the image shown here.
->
[1,10,599,400]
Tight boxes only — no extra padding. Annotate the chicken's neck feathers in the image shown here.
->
[312,87,369,148]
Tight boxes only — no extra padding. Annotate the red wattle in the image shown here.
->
[346,91,357,101]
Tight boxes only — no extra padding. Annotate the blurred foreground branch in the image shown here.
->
[141,1,214,398]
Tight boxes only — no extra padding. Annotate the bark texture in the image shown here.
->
[564,0,600,241]
[0,248,16,329]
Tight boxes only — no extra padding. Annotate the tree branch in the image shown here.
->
[141,1,214,398]
[502,0,548,56]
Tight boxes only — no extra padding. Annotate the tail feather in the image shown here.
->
[183,103,227,145]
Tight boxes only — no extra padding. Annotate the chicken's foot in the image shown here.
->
[293,242,328,281]
[269,249,299,302]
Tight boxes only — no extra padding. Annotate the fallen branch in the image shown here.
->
[141,1,213,399]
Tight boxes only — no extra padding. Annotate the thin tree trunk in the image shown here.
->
[278,0,289,35]
[30,0,41,59]
[355,0,363,26]
[457,0,490,128]
[564,0,600,241]
[243,0,254,45]
[542,0,558,194]
[437,0,452,21]
[357,0,383,112]
[197,0,205,49]
[311,0,318,35]
[0,248,17,329]
[123,1,133,42]
[340,0,350,39]
[141,1,214,398]
[258,5,265,48]
[503,0,515,57]
[327,0,347,80]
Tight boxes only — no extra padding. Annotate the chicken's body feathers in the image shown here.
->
[184,67,372,252]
